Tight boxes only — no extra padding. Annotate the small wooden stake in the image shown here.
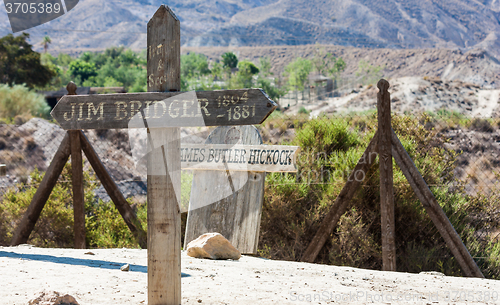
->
[301,132,379,263]
[10,133,71,245]
[147,5,181,304]
[391,130,484,278]
[79,131,147,249]
[377,79,396,271]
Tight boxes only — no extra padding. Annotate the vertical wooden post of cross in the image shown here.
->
[147,6,181,304]
[67,81,86,249]
[378,79,396,271]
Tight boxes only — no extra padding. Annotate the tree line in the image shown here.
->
[0,32,386,122]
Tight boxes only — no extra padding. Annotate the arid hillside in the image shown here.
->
[2,0,500,60]
[183,44,500,88]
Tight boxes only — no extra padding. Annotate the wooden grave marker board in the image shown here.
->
[51,89,274,129]
[184,126,298,254]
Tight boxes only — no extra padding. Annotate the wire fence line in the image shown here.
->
[0,77,499,277]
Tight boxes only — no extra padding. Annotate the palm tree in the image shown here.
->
[41,36,51,53]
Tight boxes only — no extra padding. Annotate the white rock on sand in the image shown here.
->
[186,232,241,260]
[1,245,499,304]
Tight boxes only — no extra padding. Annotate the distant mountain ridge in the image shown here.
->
[0,0,499,58]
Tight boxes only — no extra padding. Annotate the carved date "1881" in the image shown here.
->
[227,105,256,121]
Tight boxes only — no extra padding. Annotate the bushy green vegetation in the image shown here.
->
[0,162,98,247]
[41,47,147,92]
[1,32,350,105]
[42,48,286,101]
[0,161,147,248]
[0,162,195,248]
[180,51,286,101]
[284,58,312,93]
[283,48,346,99]
[86,200,147,249]
[0,33,55,88]
[221,52,238,69]
[259,113,500,279]
[0,84,51,121]
[312,47,346,79]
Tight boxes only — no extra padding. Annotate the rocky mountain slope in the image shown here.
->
[1,0,500,59]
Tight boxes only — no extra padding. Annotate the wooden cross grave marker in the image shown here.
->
[45,5,278,304]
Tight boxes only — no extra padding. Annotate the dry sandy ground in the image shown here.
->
[1,245,499,305]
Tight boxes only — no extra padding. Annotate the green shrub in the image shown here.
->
[297,107,309,115]
[470,118,495,133]
[86,200,146,248]
[260,113,500,279]
[0,161,148,248]
[0,162,194,249]
[0,162,97,247]
[0,84,50,120]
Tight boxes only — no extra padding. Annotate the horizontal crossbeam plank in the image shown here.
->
[51,89,277,129]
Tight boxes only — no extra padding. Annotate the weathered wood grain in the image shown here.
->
[70,130,86,249]
[10,133,71,246]
[51,89,277,130]
[377,79,396,272]
[180,143,299,172]
[79,131,147,249]
[184,125,266,255]
[391,129,484,278]
[147,5,181,305]
[300,132,379,263]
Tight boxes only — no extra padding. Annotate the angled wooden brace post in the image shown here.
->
[301,132,379,263]
[391,130,484,278]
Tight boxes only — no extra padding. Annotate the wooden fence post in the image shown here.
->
[377,79,396,271]
[301,78,483,277]
[66,82,86,249]
[69,130,85,249]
